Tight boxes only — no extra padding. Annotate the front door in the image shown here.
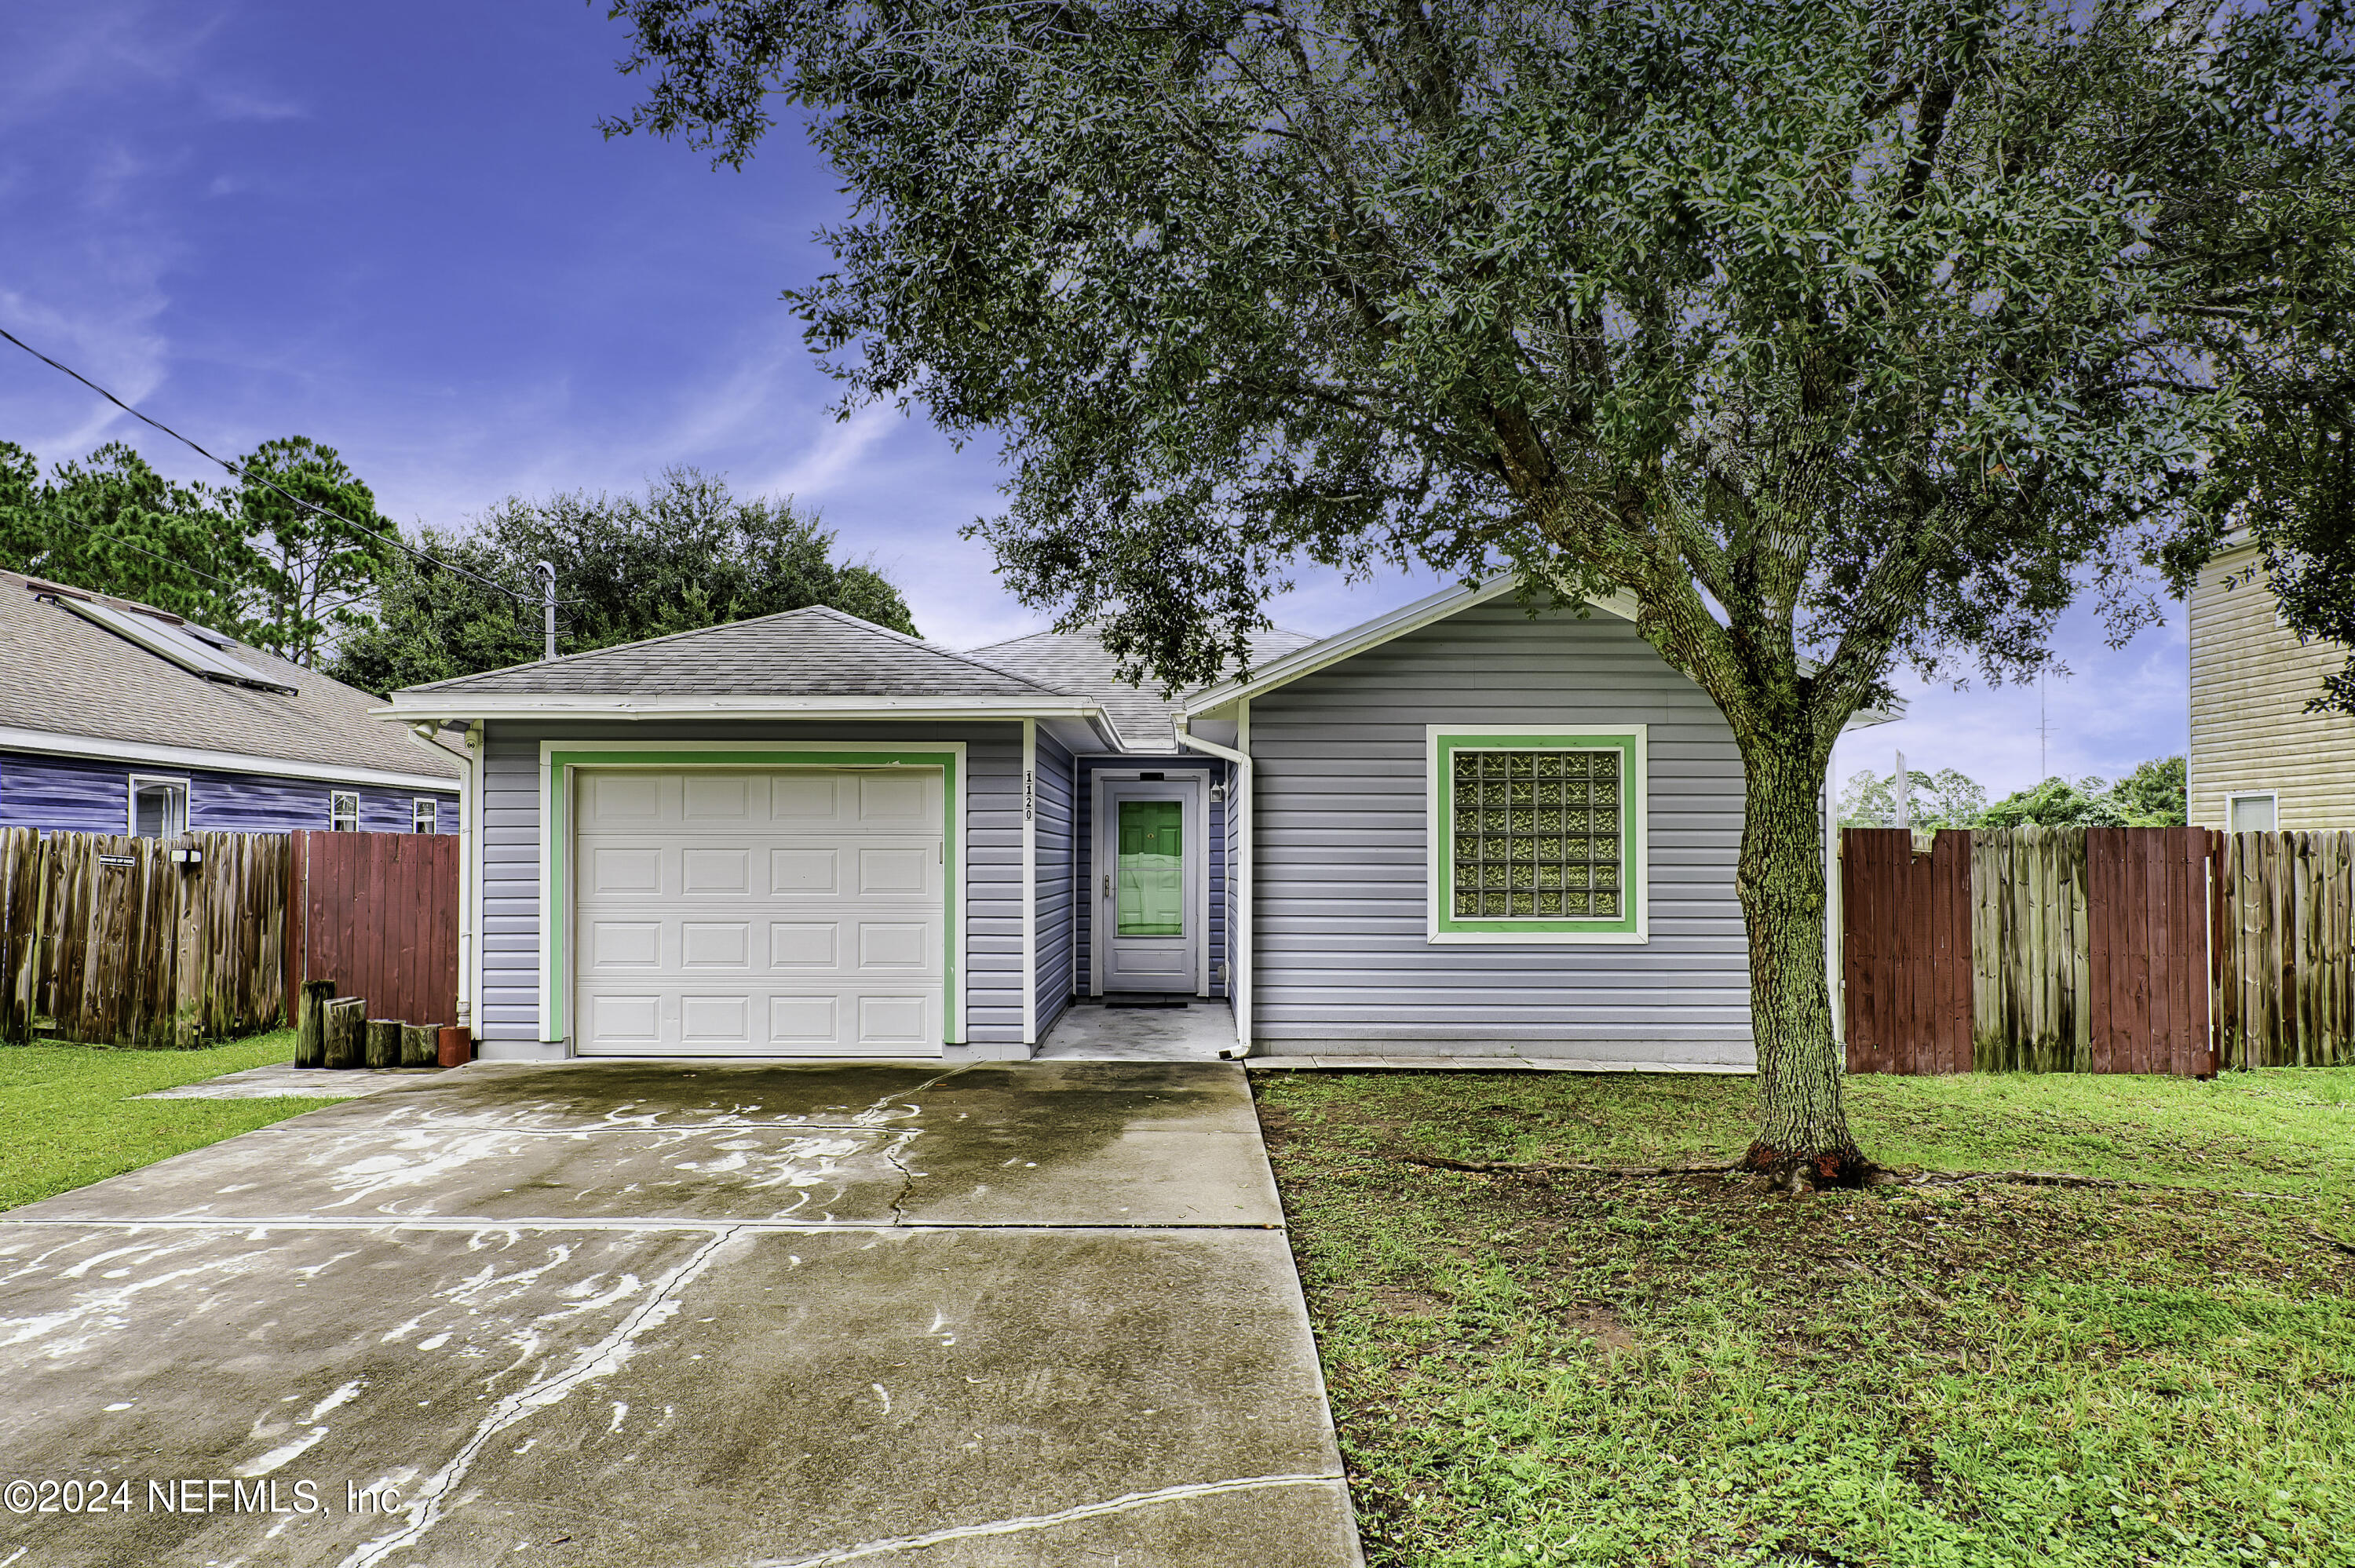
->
[1097,778,1202,994]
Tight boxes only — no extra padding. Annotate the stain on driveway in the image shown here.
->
[0,1062,1359,1566]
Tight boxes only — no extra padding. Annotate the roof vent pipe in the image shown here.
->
[539,560,557,662]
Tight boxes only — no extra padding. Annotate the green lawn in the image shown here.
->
[1255,1067,2355,1568]
[0,1030,337,1210]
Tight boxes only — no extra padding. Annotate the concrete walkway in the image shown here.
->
[137,1062,445,1100]
[0,1061,1360,1567]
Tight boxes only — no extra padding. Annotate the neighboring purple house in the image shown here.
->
[0,568,462,838]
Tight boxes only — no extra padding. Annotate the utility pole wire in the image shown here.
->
[0,323,558,607]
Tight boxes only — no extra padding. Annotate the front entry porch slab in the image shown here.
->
[1037,999,1239,1062]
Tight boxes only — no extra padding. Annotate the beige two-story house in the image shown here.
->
[2189,531,2355,830]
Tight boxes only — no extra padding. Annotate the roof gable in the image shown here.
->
[966,626,1318,749]
[398,604,1071,701]
[1182,576,1638,716]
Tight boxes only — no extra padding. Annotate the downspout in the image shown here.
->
[462,720,482,1032]
[1174,711,1251,1059]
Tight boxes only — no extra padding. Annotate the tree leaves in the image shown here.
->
[324,467,917,695]
[605,0,2350,753]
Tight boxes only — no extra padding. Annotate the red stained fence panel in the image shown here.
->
[1845,826,2222,1077]
[2083,827,2218,1077]
[285,830,460,1030]
[1841,830,1973,1075]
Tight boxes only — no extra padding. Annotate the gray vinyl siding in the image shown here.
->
[475,719,1025,1056]
[1073,753,1228,996]
[1248,600,1752,1063]
[480,732,542,1048]
[1033,727,1077,1034]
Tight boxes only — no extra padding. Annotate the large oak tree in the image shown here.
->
[604,0,2352,1181]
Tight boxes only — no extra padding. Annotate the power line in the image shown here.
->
[0,323,553,607]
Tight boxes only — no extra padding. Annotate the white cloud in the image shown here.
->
[751,402,900,501]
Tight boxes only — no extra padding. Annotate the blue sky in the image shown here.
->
[0,0,2188,798]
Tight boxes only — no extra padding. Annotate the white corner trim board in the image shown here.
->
[1021,718,1037,1047]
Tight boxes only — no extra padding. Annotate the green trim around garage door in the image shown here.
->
[539,744,966,1048]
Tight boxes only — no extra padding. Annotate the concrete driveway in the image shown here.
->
[0,1061,1360,1567]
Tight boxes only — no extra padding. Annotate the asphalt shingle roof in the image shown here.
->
[0,570,461,782]
[400,604,1067,700]
[964,627,1316,749]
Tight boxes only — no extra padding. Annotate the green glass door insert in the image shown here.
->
[1116,799,1185,935]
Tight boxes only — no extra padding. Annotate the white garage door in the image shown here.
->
[573,768,946,1057]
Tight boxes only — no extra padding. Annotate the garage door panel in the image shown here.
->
[589,846,664,895]
[590,994,662,1045]
[769,847,839,895]
[588,773,663,823]
[857,847,932,896]
[576,768,947,1057]
[857,922,930,972]
[770,773,842,819]
[859,774,931,823]
[681,994,753,1045]
[589,921,663,970]
[856,995,932,1048]
[770,923,838,968]
[681,922,751,969]
[682,848,753,895]
[682,773,754,821]
[769,995,839,1046]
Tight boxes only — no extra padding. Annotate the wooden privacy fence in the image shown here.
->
[2217,832,2355,1069]
[1844,826,2355,1076]
[0,827,460,1048]
[0,830,290,1047]
[283,830,460,1035]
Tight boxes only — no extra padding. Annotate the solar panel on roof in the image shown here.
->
[62,599,298,694]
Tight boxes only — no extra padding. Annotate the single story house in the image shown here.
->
[0,568,463,837]
[385,579,1774,1065]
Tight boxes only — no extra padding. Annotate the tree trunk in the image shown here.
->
[1736,737,1870,1187]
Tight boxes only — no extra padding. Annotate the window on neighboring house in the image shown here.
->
[128,777,188,838]
[2229,793,2279,833]
[1429,729,1647,943]
[412,797,437,834]
[330,791,360,832]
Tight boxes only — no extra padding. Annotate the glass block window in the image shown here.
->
[1430,728,1643,941]
[1449,749,1623,918]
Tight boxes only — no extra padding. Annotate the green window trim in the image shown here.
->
[1428,728,1647,943]
[539,745,965,1045]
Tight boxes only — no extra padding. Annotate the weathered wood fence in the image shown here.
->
[2216,832,2355,1069]
[1843,826,2355,1075]
[0,830,290,1046]
[284,830,460,1034]
[0,827,460,1048]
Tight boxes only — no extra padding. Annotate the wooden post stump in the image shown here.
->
[323,998,366,1069]
[400,1023,437,1068]
[365,1019,403,1070]
[436,1025,472,1068]
[294,979,336,1068]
